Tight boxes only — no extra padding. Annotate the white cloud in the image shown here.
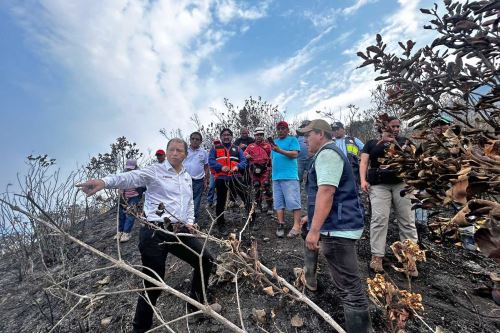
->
[299,0,437,123]
[9,0,269,155]
[216,0,268,23]
[342,0,378,15]
[304,8,339,29]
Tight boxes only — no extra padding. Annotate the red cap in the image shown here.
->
[155,149,165,156]
[276,121,289,129]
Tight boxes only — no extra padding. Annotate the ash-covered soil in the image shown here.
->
[0,200,499,333]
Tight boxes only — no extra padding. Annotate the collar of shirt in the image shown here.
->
[189,146,201,152]
[163,159,187,174]
[314,140,335,159]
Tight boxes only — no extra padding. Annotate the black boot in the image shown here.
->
[303,243,319,291]
[343,307,372,333]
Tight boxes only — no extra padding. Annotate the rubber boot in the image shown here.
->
[303,244,318,291]
[343,306,373,333]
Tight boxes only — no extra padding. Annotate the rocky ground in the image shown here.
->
[0,199,499,333]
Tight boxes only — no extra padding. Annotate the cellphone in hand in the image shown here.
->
[267,137,275,146]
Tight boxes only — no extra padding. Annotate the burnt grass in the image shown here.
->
[0,198,499,333]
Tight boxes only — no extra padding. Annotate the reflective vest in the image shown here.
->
[214,144,240,178]
[345,136,360,156]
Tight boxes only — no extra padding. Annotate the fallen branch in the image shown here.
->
[0,198,245,333]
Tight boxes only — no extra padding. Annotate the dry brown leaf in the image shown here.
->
[96,276,110,286]
[263,286,274,296]
[446,175,469,205]
[283,287,290,294]
[100,317,112,327]
[252,308,267,324]
[290,314,304,327]
[272,266,278,278]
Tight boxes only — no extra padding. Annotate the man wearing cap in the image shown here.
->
[245,127,273,217]
[183,131,209,225]
[270,120,302,238]
[297,119,371,333]
[116,159,146,242]
[297,120,313,184]
[331,121,364,184]
[76,138,215,333]
[155,149,166,163]
[430,114,452,135]
[208,128,250,235]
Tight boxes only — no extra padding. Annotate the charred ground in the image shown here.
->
[0,201,499,333]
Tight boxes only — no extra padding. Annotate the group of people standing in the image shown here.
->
[76,115,445,333]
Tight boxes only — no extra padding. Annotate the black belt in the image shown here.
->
[145,221,183,232]
[145,221,165,229]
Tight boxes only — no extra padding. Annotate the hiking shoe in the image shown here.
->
[120,233,131,242]
[276,224,285,238]
[113,232,123,240]
[287,228,300,239]
[370,256,384,273]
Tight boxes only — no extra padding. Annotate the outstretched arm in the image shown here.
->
[76,179,106,196]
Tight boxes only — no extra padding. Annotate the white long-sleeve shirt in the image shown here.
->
[103,161,194,224]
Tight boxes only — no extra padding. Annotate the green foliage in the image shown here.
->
[86,136,143,179]
[357,0,499,135]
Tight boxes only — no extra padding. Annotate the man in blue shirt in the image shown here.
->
[332,121,364,184]
[270,121,302,238]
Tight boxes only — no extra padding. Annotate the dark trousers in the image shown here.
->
[215,177,249,224]
[132,225,214,332]
[320,236,369,310]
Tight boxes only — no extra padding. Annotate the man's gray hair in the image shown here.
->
[167,138,188,154]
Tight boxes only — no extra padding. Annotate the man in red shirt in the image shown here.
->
[245,127,273,216]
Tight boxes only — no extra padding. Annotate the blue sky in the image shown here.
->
[0,0,443,188]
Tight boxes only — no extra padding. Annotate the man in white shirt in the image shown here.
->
[77,138,214,333]
[183,131,209,225]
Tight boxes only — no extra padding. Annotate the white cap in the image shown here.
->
[254,127,265,135]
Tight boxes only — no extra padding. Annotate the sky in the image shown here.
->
[0,0,446,189]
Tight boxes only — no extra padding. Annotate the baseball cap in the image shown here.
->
[254,127,265,135]
[331,121,344,129]
[125,159,137,170]
[299,120,311,128]
[276,121,289,129]
[296,119,333,134]
[155,149,166,156]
